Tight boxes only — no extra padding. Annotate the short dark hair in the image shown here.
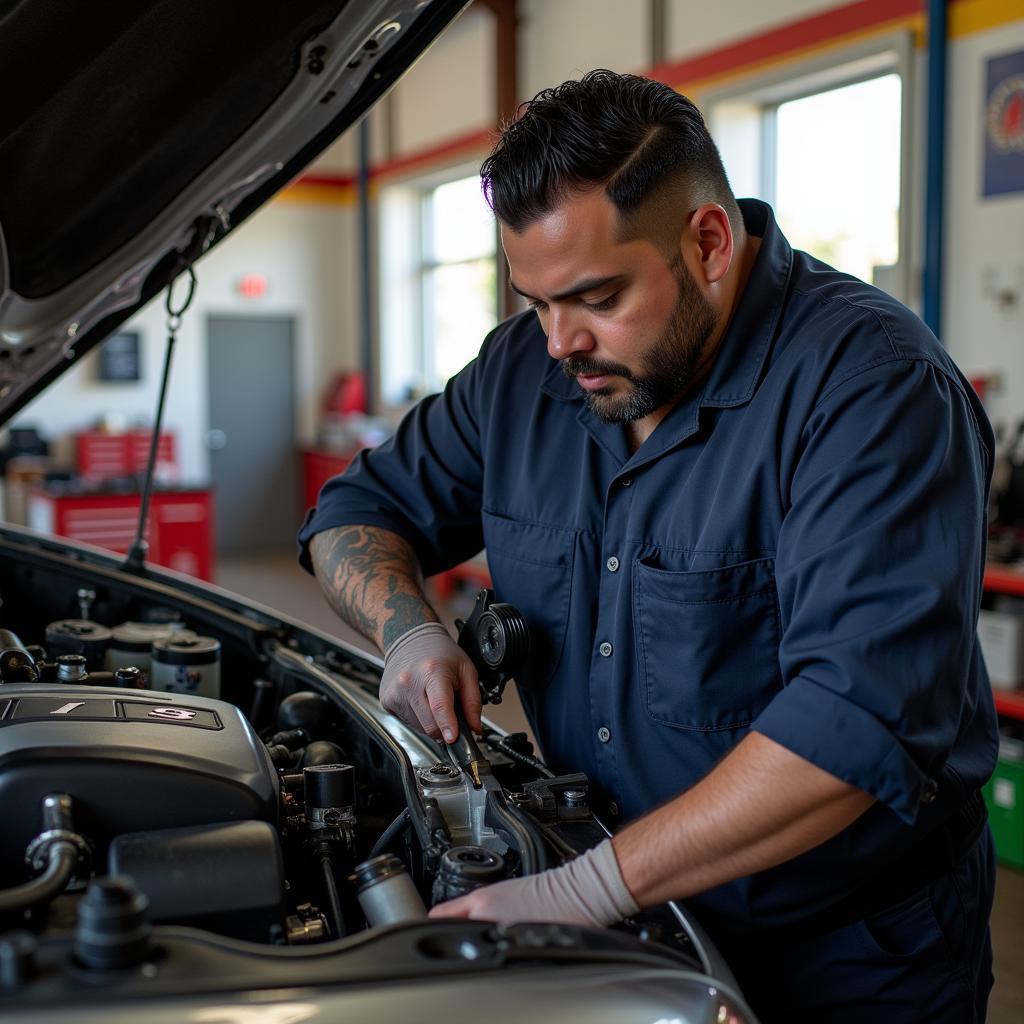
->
[481,69,741,236]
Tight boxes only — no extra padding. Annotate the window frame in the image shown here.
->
[703,30,916,303]
[379,161,499,406]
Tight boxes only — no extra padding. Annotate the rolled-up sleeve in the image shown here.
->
[296,335,492,576]
[753,355,992,823]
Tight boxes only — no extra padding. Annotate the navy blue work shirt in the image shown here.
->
[299,199,999,933]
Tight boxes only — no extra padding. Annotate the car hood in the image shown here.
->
[0,0,469,425]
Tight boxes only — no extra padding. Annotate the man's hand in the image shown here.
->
[381,622,483,742]
[309,527,482,741]
[428,840,638,927]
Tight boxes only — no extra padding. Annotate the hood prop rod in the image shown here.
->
[123,264,197,574]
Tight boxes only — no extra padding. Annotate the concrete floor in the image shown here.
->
[217,550,1024,1021]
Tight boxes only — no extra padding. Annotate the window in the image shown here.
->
[707,36,912,301]
[380,171,498,404]
[773,75,902,286]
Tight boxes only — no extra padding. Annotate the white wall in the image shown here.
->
[380,1,1024,433]
[392,5,495,153]
[944,18,1024,428]
[15,201,359,483]
[666,0,839,61]
[520,0,650,99]
[14,2,1024,494]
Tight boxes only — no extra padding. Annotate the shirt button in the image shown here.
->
[597,726,611,743]
[620,476,633,487]
[608,800,620,817]
[921,779,938,804]
[606,555,620,572]
[599,641,613,657]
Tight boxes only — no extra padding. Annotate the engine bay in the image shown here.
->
[0,528,721,1010]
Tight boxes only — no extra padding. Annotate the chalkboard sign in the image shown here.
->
[98,331,141,382]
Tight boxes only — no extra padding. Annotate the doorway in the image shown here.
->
[206,315,298,556]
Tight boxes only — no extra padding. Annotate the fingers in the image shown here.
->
[381,657,479,742]
[455,655,484,734]
[379,625,485,742]
[424,665,461,743]
[427,880,535,924]
[428,893,476,919]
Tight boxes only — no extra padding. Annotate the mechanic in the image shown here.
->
[299,71,998,1021]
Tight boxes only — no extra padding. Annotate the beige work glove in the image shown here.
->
[429,839,640,927]
[380,622,482,742]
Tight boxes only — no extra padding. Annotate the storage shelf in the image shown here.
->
[984,565,1024,720]
[984,564,1024,597]
[993,688,1024,722]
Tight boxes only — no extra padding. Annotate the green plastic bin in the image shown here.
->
[983,735,1024,869]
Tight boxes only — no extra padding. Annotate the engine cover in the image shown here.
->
[0,684,278,879]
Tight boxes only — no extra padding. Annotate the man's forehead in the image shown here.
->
[500,190,660,293]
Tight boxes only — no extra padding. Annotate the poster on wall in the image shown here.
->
[983,48,1024,198]
[97,330,142,382]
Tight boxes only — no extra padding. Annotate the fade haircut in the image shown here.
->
[481,70,741,242]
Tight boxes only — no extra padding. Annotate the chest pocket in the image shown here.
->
[481,510,575,691]
[634,556,782,731]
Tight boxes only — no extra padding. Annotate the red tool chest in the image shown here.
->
[300,448,354,512]
[28,488,214,581]
[75,431,177,481]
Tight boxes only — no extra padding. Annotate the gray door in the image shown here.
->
[206,315,298,555]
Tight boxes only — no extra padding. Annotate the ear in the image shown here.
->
[685,203,734,285]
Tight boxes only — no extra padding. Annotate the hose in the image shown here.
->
[484,731,555,779]
[319,852,346,939]
[0,842,77,913]
[369,808,411,859]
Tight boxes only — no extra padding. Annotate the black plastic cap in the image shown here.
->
[439,846,505,886]
[303,763,355,810]
[74,877,151,970]
[114,666,145,689]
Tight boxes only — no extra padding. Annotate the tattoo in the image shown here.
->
[382,589,433,650]
[311,526,436,650]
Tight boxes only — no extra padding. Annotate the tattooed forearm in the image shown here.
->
[310,526,439,651]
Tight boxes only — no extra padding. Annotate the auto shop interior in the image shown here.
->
[2,0,1023,1020]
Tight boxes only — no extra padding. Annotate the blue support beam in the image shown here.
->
[923,0,947,339]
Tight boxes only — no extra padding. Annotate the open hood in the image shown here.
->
[0,0,469,425]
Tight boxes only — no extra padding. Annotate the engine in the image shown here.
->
[0,589,595,954]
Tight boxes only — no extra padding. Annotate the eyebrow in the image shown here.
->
[508,274,625,303]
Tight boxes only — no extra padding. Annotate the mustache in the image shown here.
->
[561,356,636,382]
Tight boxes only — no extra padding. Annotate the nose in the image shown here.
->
[545,307,594,360]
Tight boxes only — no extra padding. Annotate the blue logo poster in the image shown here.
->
[984,48,1024,198]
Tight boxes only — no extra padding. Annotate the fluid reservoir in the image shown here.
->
[150,635,221,699]
[107,622,194,676]
[45,620,112,671]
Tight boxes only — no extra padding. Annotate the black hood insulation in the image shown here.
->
[0,0,347,299]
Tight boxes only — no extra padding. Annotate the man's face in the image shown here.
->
[502,188,719,425]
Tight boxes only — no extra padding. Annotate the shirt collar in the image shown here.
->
[538,199,793,410]
[700,198,792,408]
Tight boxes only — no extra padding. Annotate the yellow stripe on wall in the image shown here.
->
[950,0,1024,39]
[275,0,1024,207]
[275,182,358,206]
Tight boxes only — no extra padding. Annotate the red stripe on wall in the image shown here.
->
[298,173,357,189]
[648,0,924,88]
[373,126,495,180]
[291,0,994,197]
[293,126,493,193]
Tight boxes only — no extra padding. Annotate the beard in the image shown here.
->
[561,258,719,425]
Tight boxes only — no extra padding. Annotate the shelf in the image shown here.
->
[984,564,1024,596]
[993,687,1024,722]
